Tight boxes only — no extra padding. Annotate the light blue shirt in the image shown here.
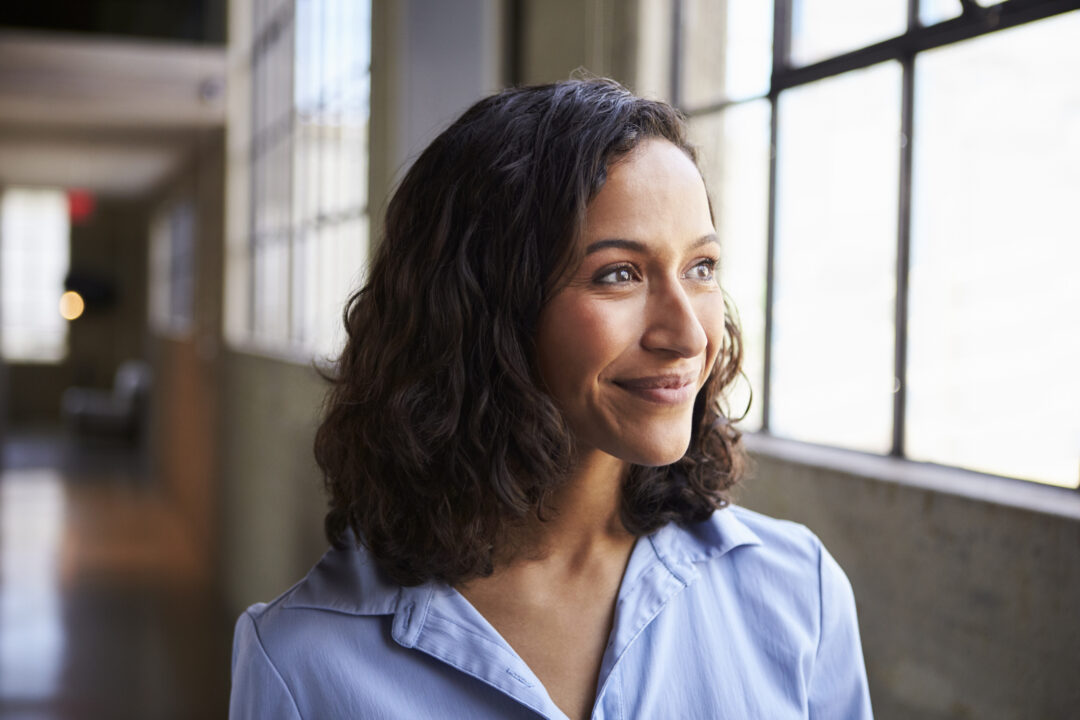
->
[230,505,873,719]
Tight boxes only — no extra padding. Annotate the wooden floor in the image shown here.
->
[0,429,231,719]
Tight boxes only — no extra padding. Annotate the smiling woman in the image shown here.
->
[229,79,873,720]
[536,139,725,470]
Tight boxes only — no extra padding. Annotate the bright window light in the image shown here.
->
[1,188,70,363]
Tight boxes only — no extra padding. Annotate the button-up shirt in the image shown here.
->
[230,505,873,719]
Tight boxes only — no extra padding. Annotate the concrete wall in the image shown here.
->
[741,436,1080,720]
[218,350,328,608]
[369,0,505,224]
[147,128,225,588]
[516,0,637,87]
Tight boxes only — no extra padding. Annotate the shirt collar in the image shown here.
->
[282,535,403,616]
[282,506,763,617]
[650,504,764,574]
[281,508,762,719]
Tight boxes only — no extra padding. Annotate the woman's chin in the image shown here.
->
[623,436,692,468]
[572,421,694,469]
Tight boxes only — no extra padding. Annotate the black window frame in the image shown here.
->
[672,0,1080,488]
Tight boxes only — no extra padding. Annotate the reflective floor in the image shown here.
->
[0,429,230,719]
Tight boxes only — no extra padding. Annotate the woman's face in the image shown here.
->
[536,138,725,468]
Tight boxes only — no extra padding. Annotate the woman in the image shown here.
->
[230,79,873,719]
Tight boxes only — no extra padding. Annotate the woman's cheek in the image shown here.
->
[696,294,727,359]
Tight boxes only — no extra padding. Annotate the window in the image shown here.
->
[0,188,70,363]
[148,200,196,337]
[225,0,371,358]
[677,1,1080,488]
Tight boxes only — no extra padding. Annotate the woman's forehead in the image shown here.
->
[582,139,713,245]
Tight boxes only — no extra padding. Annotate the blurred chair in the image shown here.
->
[61,360,152,439]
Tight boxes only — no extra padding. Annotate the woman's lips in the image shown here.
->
[613,373,698,405]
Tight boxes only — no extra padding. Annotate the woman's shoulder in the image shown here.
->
[234,539,401,653]
[676,504,826,562]
[692,507,871,717]
[673,504,853,597]
[667,507,864,666]
[723,504,825,559]
[230,541,408,713]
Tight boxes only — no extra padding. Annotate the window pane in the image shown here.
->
[289,0,370,356]
[294,0,316,112]
[234,0,370,356]
[791,0,907,66]
[310,217,367,357]
[148,201,196,337]
[168,202,196,333]
[1,189,69,363]
[293,227,316,347]
[681,0,773,108]
[253,234,290,343]
[908,12,1080,488]
[772,62,901,452]
[920,0,961,26]
[689,100,772,430]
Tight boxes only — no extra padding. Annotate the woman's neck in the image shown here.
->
[515,449,633,569]
[455,452,636,720]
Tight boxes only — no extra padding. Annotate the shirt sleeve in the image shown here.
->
[808,544,874,720]
[230,609,303,720]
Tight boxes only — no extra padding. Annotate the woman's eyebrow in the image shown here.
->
[584,238,646,255]
[690,233,719,250]
[584,233,719,256]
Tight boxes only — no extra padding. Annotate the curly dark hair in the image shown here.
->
[314,78,746,587]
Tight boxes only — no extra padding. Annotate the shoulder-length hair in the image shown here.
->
[314,78,746,586]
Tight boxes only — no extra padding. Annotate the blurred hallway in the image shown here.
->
[0,429,230,719]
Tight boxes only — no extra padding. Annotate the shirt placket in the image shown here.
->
[391,583,571,719]
[591,531,701,720]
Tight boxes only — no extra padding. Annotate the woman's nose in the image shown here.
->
[640,281,709,358]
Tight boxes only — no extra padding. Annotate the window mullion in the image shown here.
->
[892,53,915,458]
[773,0,792,82]
[891,0,920,458]
[762,0,791,432]
[762,97,778,433]
[247,19,259,339]
[670,0,683,108]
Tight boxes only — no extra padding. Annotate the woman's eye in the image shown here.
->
[687,259,717,282]
[595,266,638,284]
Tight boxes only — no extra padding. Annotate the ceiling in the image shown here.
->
[0,30,226,198]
